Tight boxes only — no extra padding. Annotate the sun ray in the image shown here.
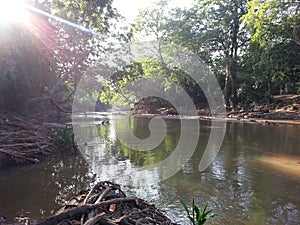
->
[0,0,27,25]
[26,5,101,37]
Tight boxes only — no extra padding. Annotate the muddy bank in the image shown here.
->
[226,107,300,121]
[131,100,300,125]
[224,109,300,125]
[131,111,300,126]
[131,94,300,124]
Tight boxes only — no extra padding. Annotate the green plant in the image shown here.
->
[179,198,217,225]
[55,126,74,150]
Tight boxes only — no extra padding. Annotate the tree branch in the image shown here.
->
[45,96,71,113]
[49,50,92,96]
[35,198,137,225]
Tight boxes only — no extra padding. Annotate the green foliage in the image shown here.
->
[239,41,300,103]
[134,0,249,108]
[117,0,300,110]
[179,197,217,225]
[55,127,74,150]
[98,61,145,107]
[38,0,116,33]
[134,0,169,40]
[243,0,300,46]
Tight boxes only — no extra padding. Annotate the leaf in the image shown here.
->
[209,212,218,218]
[198,219,207,225]
[180,197,217,225]
[188,216,196,225]
[194,204,201,221]
[179,196,191,217]
[192,198,195,220]
[202,202,208,214]
[202,210,212,218]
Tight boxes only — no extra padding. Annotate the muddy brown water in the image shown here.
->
[0,116,299,224]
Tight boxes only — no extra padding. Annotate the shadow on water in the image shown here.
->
[0,116,299,224]
[0,154,94,222]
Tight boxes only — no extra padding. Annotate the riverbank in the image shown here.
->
[1,105,299,168]
[222,109,300,125]
[131,94,300,125]
[131,110,300,125]
[0,111,73,168]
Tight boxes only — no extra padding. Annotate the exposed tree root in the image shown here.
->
[36,181,176,225]
[0,112,58,167]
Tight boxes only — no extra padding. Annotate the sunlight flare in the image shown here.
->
[0,0,27,24]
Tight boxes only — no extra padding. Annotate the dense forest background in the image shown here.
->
[0,0,299,114]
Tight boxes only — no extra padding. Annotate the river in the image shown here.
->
[0,116,299,224]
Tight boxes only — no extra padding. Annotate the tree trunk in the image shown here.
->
[230,62,237,109]
[229,2,240,110]
[224,56,231,108]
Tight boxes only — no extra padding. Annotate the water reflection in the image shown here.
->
[0,154,94,222]
[77,116,202,188]
[73,117,300,224]
[0,117,299,224]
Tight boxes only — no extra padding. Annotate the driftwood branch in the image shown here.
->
[36,198,137,225]
[35,181,176,225]
[0,148,39,163]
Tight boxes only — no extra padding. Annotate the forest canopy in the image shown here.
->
[0,0,299,113]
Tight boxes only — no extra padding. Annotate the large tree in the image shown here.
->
[243,0,300,46]
[166,0,249,109]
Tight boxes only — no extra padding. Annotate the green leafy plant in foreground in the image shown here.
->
[179,198,217,225]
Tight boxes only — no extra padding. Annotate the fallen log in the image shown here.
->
[36,198,138,225]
